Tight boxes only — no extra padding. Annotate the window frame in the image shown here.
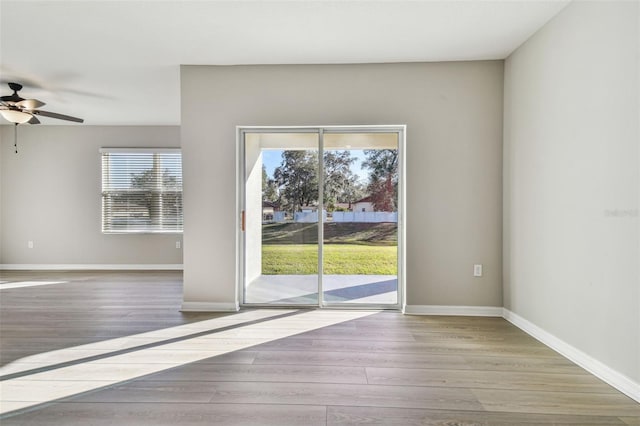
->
[100,147,183,234]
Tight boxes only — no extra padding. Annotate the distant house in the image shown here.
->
[262,201,279,222]
[353,196,374,212]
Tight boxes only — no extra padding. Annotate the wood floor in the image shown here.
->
[0,271,638,425]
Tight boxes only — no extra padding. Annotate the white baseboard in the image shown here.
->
[0,264,183,271]
[503,308,640,403]
[181,302,240,312]
[404,304,503,317]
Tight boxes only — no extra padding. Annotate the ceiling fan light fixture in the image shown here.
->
[0,109,33,124]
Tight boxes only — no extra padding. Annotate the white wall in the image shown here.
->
[180,61,504,310]
[0,125,183,266]
[0,129,3,263]
[504,0,639,385]
[244,134,263,283]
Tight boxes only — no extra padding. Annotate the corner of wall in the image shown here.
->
[503,309,640,403]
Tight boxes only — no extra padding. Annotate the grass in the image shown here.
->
[262,244,397,275]
[261,222,398,275]
[262,222,397,246]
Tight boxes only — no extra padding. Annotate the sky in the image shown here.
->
[262,149,368,183]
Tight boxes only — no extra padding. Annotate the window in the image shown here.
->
[101,148,183,233]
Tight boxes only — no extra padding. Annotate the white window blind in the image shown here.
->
[101,148,183,233]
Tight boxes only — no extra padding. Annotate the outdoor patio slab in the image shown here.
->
[245,274,398,305]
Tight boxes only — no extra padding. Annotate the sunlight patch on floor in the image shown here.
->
[0,309,293,376]
[0,281,68,290]
[0,309,377,415]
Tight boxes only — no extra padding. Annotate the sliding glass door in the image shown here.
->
[242,131,319,305]
[321,132,399,306]
[240,126,403,309]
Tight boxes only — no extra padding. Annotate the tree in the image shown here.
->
[130,169,178,190]
[129,167,182,225]
[268,150,371,214]
[338,177,366,209]
[362,149,398,211]
[323,150,357,212]
[262,164,268,193]
[262,164,279,203]
[273,150,319,215]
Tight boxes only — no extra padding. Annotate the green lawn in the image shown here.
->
[262,244,397,275]
[262,222,397,246]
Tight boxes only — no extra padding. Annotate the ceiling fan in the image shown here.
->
[0,82,84,125]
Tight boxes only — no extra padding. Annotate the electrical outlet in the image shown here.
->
[176,241,181,249]
[28,240,34,249]
[473,264,482,277]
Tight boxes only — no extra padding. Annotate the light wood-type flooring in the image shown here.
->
[0,270,638,425]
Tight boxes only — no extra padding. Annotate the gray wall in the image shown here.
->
[504,1,639,382]
[180,61,504,308]
[0,131,3,263]
[0,125,183,266]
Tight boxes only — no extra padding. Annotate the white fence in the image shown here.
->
[332,211,397,223]
[294,210,328,223]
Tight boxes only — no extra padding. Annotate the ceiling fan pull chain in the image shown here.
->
[14,123,18,154]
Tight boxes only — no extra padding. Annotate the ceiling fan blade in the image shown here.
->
[32,109,84,123]
[28,115,41,124]
[17,99,46,109]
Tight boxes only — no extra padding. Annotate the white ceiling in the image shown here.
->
[0,0,569,126]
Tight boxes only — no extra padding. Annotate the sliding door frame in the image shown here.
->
[237,125,406,311]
